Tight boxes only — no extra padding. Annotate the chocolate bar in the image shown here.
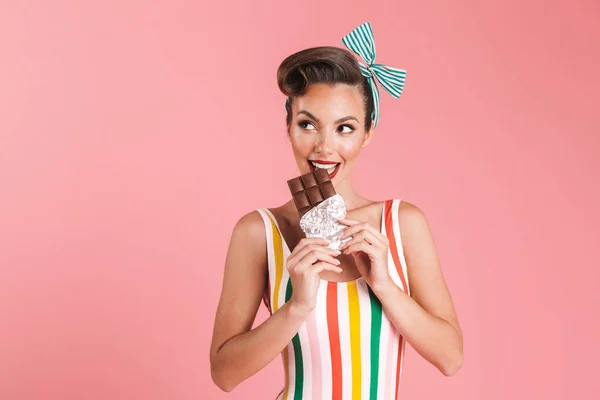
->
[287,169,336,217]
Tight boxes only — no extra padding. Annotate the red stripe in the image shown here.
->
[326,283,342,400]
[384,200,408,294]
[395,337,404,399]
[384,200,408,399]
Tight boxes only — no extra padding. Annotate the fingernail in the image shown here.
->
[333,249,341,255]
[335,259,341,265]
[337,268,343,273]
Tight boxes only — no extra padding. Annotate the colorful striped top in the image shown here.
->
[256,199,410,400]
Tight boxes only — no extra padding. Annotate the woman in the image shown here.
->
[210,22,463,399]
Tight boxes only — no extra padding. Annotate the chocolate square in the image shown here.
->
[293,192,310,211]
[301,173,318,188]
[288,177,304,195]
[315,168,330,183]
[287,169,337,217]
[307,186,324,203]
[320,181,336,198]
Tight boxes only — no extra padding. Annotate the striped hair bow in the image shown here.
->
[341,22,407,128]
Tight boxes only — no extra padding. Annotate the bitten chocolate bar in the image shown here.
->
[287,169,337,217]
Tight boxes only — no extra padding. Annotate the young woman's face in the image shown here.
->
[288,83,373,184]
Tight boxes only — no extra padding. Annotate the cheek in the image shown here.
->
[290,133,313,155]
[338,139,362,159]
[290,129,314,146]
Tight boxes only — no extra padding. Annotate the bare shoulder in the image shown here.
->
[397,200,434,249]
[397,200,439,285]
[398,199,428,225]
[230,210,266,250]
[233,209,267,238]
[226,210,268,271]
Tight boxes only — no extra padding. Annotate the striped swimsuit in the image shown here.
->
[256,199,410,400]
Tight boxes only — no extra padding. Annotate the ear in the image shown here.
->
[362,122,375,147]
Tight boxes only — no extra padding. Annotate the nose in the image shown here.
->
[314,131,333,154]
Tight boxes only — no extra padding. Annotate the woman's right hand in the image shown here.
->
[286,237,342,314]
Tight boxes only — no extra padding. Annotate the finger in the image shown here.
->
[290,248,338,273]
[347,230,385,249]
[310,261,343,274]
[339,221,371,238]
[340,228,388,247]
[336,218,363,239]
[297,251,341,270]
[339,235,365,251]
[335,217,362,227]
[340,224,387,247]
[343,241,376,256]
[336,217,361,224]
[290,237,330,258]
[339,235,378,253]
[290,244,340,266]
[289,237,331,259]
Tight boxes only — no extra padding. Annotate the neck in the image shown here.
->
[331,174,366,212]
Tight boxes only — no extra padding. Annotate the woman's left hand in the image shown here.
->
[337,217,393,290]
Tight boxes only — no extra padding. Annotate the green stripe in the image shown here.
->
[368,286,383,400]
[341,22,407,128]
[285,279,304,399]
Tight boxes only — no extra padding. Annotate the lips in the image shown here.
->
[328,163,341,178]
[309,159,339,165]
[308,159,341,178]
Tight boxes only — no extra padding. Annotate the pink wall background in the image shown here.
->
[1,1,599,399]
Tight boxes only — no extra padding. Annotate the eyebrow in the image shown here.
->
[297,110,359,124]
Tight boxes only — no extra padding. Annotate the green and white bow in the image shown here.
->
[342,22,407,128]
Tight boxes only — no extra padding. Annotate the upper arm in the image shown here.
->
[399,201,461,334]
[210,210,268,362]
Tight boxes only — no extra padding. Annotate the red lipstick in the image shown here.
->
[307,159,341,179]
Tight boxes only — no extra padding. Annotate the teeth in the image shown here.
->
[310,161,339,169]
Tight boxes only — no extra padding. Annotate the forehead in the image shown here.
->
[294,83,363,120]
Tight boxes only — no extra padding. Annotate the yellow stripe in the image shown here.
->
[347,280,362,399]
[266,212,284,312]
[264,211,289,397]
[267,213,283,312]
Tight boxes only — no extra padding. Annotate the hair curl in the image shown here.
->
[277,46,374,131]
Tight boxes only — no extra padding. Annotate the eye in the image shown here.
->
[298,120,316,131]
[338,124,356,134]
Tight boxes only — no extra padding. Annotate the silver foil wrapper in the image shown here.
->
[299,194,351,251]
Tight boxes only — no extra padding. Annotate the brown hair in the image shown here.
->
[277,46,374,131]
